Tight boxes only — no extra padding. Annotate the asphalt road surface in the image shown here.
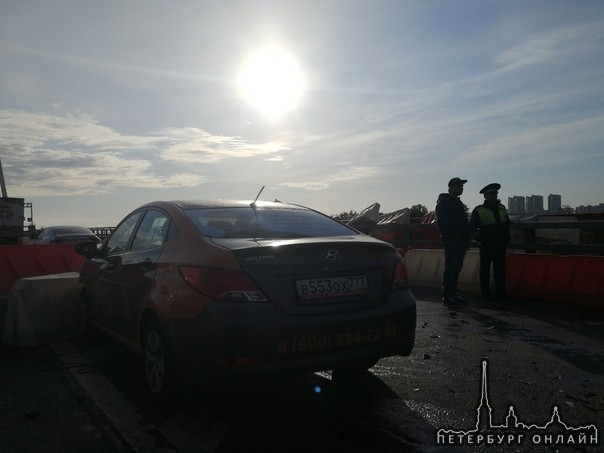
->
[2,288,603,452]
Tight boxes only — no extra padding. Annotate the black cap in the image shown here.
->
[448,177,468,187]
[479,183,501,194]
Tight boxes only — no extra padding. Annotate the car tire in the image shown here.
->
[142,320,177,403]
[332,358,379,381]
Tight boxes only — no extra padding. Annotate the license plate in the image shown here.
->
[296,275,368,300]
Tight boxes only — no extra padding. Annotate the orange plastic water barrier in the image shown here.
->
[0,244,85,295]
[506,253,604,307]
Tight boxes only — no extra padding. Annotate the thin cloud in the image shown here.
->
[0,110,155,152]
[280,166,380,191]
[458,116,604,167]
[495,21,604,71]
[157,127,290,163]
[0,110,273,196]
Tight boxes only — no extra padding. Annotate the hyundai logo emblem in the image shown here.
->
[323,249,341,261]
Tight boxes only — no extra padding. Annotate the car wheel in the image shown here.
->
[332,358,379,381]
[142,320,175,401]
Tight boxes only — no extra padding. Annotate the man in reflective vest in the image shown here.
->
[470,183,511,304]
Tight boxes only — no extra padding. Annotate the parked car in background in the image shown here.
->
[36,225,101,244]
[75,199,416,400]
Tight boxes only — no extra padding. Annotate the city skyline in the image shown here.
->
[507,193,604,215]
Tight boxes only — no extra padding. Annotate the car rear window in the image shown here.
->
[186,207,358,239]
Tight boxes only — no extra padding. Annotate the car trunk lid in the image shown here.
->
[211,236,398,314]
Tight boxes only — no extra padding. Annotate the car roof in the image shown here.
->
[139,200,308,211]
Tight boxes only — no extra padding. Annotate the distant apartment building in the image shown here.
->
[508,196,526,214]
[548,194,562,214]
[508,194,602,214]
[526,195,544,214]
[508,195,545,214]
[576,203,604,214]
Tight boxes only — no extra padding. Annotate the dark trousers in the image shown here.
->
[442,239,468,298]
[479,242,507,297]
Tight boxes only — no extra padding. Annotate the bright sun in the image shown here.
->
[237,47,305,119]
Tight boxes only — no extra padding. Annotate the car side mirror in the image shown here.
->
[75,241,99,259]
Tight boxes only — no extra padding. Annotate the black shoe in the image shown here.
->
[442,296,460,306]
[454,294,468,303]
[481,293,496,307]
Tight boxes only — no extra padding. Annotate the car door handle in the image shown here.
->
[139,258,153,268]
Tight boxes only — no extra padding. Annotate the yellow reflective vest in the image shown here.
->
[474,204,508,225]
[470,203,511,243]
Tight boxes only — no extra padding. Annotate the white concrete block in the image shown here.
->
[2,272,82,347]
[405,249,481,293]
[404,249,444,289]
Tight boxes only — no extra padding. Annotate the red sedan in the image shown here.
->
[76,200,416,400]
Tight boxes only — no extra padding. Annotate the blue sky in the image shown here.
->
[1,0,603,227]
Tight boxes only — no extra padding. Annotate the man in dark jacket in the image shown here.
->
[436,177,472,306]
[470,183,511,303]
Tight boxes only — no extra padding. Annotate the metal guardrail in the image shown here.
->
[385,221,604,255]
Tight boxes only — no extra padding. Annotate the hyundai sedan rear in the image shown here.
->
[77,200,416,399]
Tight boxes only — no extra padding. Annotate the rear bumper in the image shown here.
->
[163,289,416,378]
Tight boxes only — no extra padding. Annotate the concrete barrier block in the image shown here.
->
[458,250,481,293]
[403,249,604,307]
[0,244,85,296]
[571,257,604,296]
[405,249,481,294]
[404,249,444,289]
[507,253,604,307]
[543,256,574,293]
[2,272,82,347]
[568,257,604,306]
[402,249,422,283]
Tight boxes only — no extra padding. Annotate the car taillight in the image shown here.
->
[392,257,408,289]
[178,267,268,302]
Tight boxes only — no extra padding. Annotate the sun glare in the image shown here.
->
[237,47,305,119]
